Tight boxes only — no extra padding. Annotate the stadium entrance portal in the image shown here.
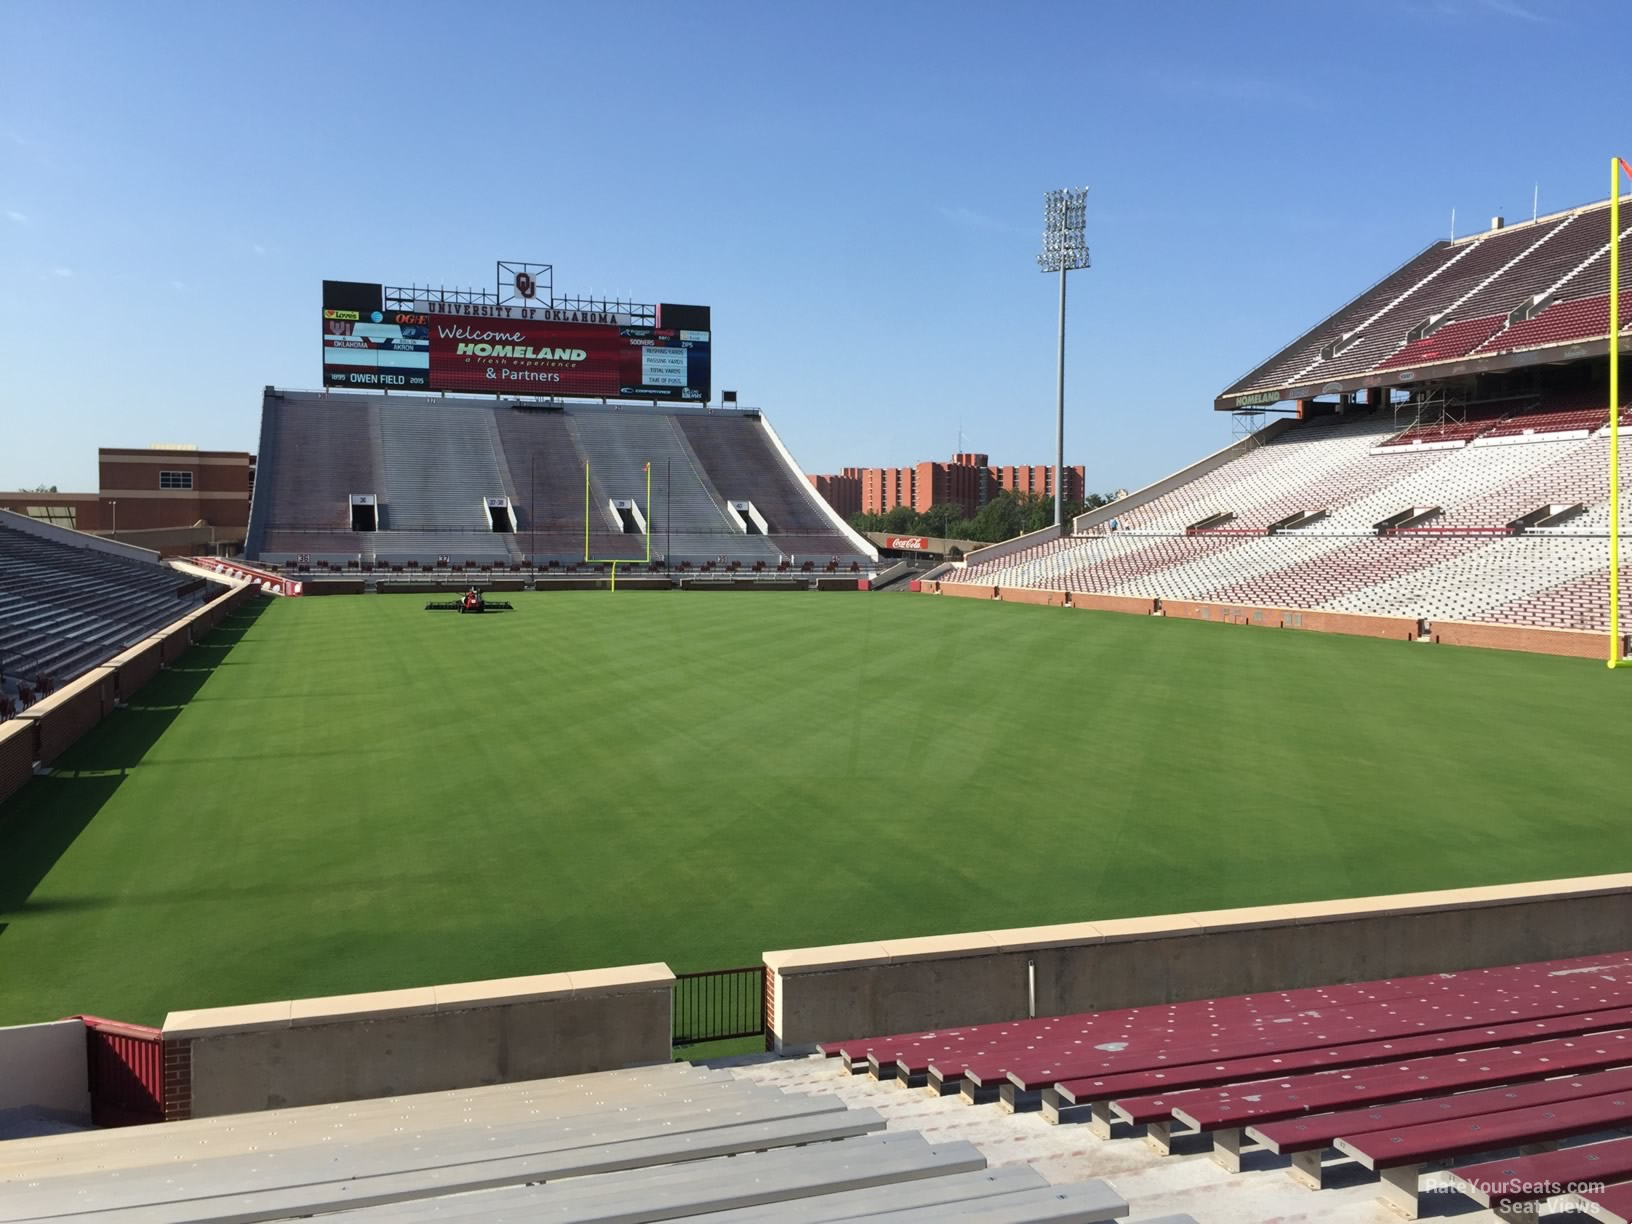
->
[485,497,516,533]
[610,498,647,535]
[727,499,769,535]
[349,494,377,532]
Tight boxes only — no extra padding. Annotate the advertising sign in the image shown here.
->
[321,280,710,401]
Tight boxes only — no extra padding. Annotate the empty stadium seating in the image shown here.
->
[1222,197,1632,404]
[247,390,873,567]
[958,399,1632,636]
[0,517,213,696]
[0,1061,1152,1223]
[819,950,1632,1219]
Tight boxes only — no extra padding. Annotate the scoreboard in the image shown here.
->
[321,281,711,403]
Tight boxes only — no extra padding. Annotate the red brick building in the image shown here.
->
[808,471,861,519]
[0,445,254,551]
[809,453,1085,518]
[96,446,254,536]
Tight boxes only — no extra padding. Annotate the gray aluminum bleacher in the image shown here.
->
[0,1063,1135,1223]
[371,530,512,564]
[492,405,593,555]
[678,413,866,558]
[252,392,380,559]
[246,390,872,568]
[0,523,210,690]
[376,398,508,532]
[568,407,780,562]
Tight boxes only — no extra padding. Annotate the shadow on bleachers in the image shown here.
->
[0,600,271,944]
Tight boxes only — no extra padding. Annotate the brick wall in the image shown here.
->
[159,622,193,665]
[19,668,116,766]
[1071,592,1156,616]
[999,587,1066,607]
[105,641,163,702]
[917,578,1623,661]
[162,1039,192,1121]
[936,582,996,600]
[0,720,35,805]
[1162,599,1417,641]
[1431,619,1616,659]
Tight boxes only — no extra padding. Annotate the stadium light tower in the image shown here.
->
[1037,187,1090,528]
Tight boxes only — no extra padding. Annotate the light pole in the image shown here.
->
[1037,187,1090,528]
[109,500,117,539]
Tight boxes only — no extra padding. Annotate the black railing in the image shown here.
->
[673,966,765,1046]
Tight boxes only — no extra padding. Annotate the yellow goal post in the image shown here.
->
[1611,157,1632,667]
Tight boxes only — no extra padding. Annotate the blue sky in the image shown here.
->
[1,0,1625,494]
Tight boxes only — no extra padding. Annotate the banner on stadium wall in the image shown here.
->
[321,281,710,402]
[885,536,931,550]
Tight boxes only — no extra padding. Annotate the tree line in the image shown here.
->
[849,489,1119,547]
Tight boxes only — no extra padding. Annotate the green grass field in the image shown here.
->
[1,591,1628,1027]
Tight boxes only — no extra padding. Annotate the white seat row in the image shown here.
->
[0,1062,1152,1224]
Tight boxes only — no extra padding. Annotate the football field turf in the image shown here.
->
[1,591,1626,1027]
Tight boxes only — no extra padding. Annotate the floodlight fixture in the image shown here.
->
[1038,187,1090,527]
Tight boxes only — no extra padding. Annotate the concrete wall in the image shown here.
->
[0,1020,91,1125]
[765,874,1632,1051]
[300,579,367,595]
[161,963,676,1120]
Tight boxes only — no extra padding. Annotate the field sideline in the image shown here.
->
[0,590,1626,1027]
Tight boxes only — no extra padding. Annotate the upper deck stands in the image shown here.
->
[1221,197,1632,405]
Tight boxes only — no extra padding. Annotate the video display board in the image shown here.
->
[322,282,711,402]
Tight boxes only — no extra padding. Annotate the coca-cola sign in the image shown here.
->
[885,535,930,550]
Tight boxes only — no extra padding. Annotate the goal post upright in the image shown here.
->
[579,458,654,592]
[1613,157,1630,668]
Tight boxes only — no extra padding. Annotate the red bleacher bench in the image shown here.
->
[1334,1076,1632,1218]
[1446,1135,1632,1214]
[1567,1180,1632,1223]
[1048,1005,1632,1130]
[1249,1063,1632,1183]
[1139,1028,1632,1169]
[990,968,1632,1101]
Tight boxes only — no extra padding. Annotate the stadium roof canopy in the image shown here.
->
[1215,195,1632,410]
